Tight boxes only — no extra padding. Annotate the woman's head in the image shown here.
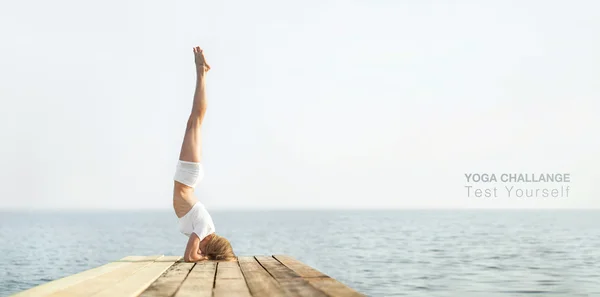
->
[203,234,235,261]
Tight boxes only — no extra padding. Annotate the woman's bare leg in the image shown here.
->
[173,46,211,217]
[179,47,209,163]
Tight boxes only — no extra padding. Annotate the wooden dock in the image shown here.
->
[11,255,364,297]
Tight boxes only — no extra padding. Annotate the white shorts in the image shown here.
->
[174,160,204,188]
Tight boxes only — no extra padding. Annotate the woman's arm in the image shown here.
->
[183,233,207,262]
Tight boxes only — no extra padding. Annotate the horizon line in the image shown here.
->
[1,207,599,212]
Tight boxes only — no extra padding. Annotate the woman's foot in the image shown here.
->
[193,46,210,73]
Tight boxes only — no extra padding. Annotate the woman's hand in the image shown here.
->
[193,46,211,73]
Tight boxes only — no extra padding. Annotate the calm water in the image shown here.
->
[1,210,600,297]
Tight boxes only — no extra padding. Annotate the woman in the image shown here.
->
[173,46,235,262]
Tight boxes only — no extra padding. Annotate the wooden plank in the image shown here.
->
[255,256,328,297]
[138,262,194,297]
[45,255,164,297]
[174,261,216,297]
[306,278,364,297]
[214,279,253,297]
[273,255,327,278]
[216,261,244,279]
[214,261,252,297]
[238,256,288,297]
[9,256,142,297]
[91,256,181,297]
[118,256,164,262]
[255,256,300,279]
[273,255,364,297]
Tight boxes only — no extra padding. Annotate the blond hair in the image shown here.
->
[204,234,236,261]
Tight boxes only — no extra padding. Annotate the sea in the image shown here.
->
[1,210,599,297]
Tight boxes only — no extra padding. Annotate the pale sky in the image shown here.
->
[1,0,598,210]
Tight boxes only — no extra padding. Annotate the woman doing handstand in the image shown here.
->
[173,46,235,262]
